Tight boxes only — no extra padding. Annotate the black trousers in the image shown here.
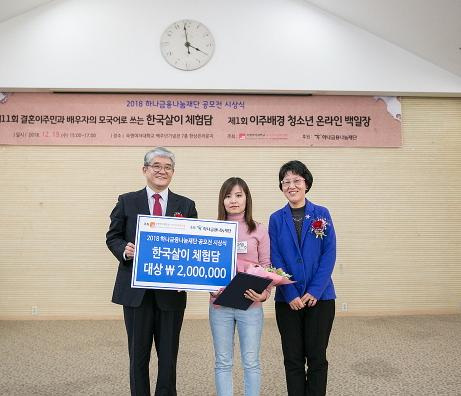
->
[123,290,185,396]
[275,300,335,396]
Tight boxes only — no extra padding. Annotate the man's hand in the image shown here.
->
[124,242,135,260]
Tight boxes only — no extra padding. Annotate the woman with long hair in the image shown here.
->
[209,177,271,396]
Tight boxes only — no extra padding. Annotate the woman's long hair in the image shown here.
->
[218,177,256,233]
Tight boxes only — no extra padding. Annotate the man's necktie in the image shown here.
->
[152,193,162,216]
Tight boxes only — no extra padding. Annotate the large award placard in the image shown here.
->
[132,215,238,291]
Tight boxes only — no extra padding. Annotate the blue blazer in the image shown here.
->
[269,199,336,303]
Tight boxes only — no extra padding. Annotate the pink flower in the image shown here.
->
[246,266,295,287]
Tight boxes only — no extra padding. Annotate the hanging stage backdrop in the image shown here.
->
[0,92,401,147]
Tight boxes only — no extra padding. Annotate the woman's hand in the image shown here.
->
[210,288,224,298]
[289,297,305,310]
[301,293,318,308]
[244,288,268,302]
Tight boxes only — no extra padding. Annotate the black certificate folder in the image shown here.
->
[213,272,272,310]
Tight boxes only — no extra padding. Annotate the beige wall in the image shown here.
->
[1,97,460,319]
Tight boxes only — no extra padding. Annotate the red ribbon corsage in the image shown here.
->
[310,218,329,239]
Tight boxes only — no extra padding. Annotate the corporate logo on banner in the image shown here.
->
[0,93,401,147]
[144,220,186,230]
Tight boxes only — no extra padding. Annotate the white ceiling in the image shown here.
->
[306,0,461,77]
[0,0,460,78]
[0,0,55,23]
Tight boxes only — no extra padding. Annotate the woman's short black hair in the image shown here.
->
[278,160,314,193]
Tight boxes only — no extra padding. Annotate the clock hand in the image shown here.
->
[183,25,190,54]
[188,43,209,56]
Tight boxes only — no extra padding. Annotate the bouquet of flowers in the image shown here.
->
[246,265,295,286]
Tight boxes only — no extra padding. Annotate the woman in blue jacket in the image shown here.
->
[269,160,336,396]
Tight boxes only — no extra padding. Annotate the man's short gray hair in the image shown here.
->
[144,147,176,168]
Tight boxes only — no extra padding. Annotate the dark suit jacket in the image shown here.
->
[106,188,198,309]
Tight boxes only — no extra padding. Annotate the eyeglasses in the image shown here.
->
[146,163,174,173]
[280,178,305,188]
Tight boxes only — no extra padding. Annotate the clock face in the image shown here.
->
[160,19,215,71]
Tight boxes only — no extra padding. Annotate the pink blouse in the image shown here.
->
[210,212,271,307]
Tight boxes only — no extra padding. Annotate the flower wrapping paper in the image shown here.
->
[246,266,295,286]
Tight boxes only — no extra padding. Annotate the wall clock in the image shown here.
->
[160,19,215,71]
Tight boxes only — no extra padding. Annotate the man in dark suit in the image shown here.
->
[106,147,197,396]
